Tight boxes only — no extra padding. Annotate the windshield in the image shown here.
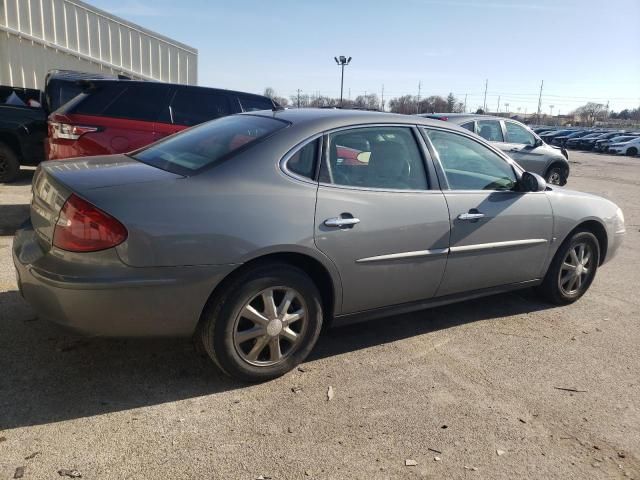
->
[132,114,287,175]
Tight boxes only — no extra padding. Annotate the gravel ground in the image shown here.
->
[0,152,638,480]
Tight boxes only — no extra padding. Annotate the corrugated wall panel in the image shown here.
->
[0,0,197,89]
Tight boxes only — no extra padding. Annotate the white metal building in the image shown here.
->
[0,0,197,90]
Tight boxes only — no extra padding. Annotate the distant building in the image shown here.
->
[0,0,197,90]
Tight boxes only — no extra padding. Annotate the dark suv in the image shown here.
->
[47,81,277,160]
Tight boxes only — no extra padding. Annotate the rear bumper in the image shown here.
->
[13,223,236,336]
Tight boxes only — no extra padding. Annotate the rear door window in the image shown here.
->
[238,95,274,112]
[286,140,320,180]
[477,120,504,142]
[461,121,475,133]
[71,83,169,122]
[102,84,169,121]
[167,88,232,126]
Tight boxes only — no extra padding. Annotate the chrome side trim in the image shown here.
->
[450,238,548,253]
[356,248,449,263]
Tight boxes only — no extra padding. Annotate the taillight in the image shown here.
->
[50,122,99,140]
[53,194,127,252]
[439,116,448,121]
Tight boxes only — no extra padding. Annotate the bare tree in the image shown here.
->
[354,93,380,110]
[388,95,418,114]
[272,96,289,107]
[572,102,606,126]
[263,87,276,99]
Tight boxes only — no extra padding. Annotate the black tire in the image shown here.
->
[199,263,323,382]
[538,231,600,305]
[0,142,20,183]
[545,165,566,186]
[627,147,638,156]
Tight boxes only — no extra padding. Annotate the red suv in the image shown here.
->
[47,81,276,160]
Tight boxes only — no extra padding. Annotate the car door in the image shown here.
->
[502,121,547,172]
[422,127,553,297]
[314,125,451,314]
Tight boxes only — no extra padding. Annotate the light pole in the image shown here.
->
[334,56,351,106]
[549,105,555,125]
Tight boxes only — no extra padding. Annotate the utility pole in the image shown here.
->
[464,93,467,113]
[505,102,509,116]
[549,104,555,125]
[483,79,488,112]
[296,89,301,108]
[496,96,500,114]
[536,80,544,124]
[381,84,385,111]
[417,81,422,114]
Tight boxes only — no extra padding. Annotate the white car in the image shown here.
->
[609,137,640,156]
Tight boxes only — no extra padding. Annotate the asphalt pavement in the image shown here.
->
[0,152,638,479]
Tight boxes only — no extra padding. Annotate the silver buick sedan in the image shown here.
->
[13,109,625,381]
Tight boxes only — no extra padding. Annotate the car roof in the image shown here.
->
[79,79,272,100]
[418,113,528,125]
[251,108,464,132]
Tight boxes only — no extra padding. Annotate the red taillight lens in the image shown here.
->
[53,194,127,252]
[50,122,99,140]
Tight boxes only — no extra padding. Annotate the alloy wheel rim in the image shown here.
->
[548,170,561,185]
[558,242,593,296]
[232,287,308,367]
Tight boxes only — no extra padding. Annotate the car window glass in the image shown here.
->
[320,127,428,190]
[133,115,286,175]
[101,84,168,121]
[287,140,319,180]
[70,84,127,115]
[477,120,504,142]
[425,129,516,191]
[169,89,231,126]
[239,95,274,112]
[505,122,535,146]
[461,121,475,132]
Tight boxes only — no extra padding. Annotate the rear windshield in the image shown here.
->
[131,114,287,175]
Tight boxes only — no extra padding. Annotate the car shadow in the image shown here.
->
[3,167,35,187]
[0,288,554,430]
[0,204,30,235]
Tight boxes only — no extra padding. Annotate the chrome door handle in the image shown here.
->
[324,217,360,228]
[458,212,485,220]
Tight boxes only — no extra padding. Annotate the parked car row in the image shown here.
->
[0,71,277,182]
[533,125,640,155]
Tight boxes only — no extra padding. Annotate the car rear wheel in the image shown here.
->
[0,143,20,183]
[627,147,638,156]
[538,231,600,305]
[199,263,323,382]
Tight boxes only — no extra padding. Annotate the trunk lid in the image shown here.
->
[30,155,182,247]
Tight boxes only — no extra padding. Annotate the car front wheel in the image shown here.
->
[538,231,600,305]
[199,263,323,382]
[545,165,566,186]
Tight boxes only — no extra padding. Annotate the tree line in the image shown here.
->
[264,88,639,124]
[263,87,465,114]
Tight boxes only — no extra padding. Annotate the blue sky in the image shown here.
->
[91,0,639,113]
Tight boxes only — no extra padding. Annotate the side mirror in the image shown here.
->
[533,138,544,148]
[520,171,547,192]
